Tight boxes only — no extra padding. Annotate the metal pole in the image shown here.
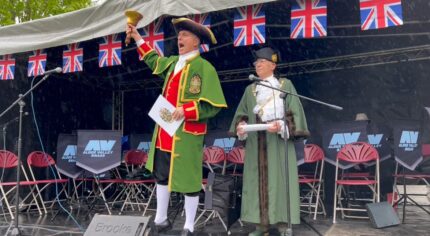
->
[11,96,25,236]
[280,92,292,235]
[2,126,6,150]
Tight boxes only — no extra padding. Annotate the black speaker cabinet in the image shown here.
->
[204,172,242,227]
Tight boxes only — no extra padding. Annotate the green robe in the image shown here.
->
[229,78,309,224]
[141,49,227,193]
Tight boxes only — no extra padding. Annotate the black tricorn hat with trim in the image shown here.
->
[172,17,217,45]
[254,47,280,63]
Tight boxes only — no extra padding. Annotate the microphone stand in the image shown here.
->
[1,116,21,150]
[254,81,341,236]
[2,125,6,150]
[0,73,53,236]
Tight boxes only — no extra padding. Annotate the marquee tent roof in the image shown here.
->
[0,0,275,55]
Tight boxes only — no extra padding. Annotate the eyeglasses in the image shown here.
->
[253,58,271,66]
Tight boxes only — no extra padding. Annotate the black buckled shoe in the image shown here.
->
[181,229,193,236]
[154,219,172,233]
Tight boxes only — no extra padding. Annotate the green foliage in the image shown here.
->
[0,0,92,26]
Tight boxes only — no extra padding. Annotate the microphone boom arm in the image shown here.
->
[0,74,51,119]
[254,81,343,111]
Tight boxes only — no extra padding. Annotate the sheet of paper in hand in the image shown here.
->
[148,95,184,137]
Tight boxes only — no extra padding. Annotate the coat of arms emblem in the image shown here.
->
[159,108,173,123]
[189,74,202,94]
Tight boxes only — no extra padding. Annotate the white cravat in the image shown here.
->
[253,75,285,122]
[137,39,199,74]
[174,49,199,74]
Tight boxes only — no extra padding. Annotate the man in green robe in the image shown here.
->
[127,18,227,235]
[229,47,309,236]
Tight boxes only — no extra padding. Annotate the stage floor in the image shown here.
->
[0,204,428,235]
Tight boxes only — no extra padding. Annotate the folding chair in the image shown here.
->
[26,151,69,214]
[298,144,326,220]
[203,146,227,175]
[225,146,245,176]
[119,149,156,216]
[333,142,380,223]
[392,144,430,222]
[0,150,42,219]
[69,173,95,204]
[89,169,124,215]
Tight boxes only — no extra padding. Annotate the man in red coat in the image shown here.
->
[127,18,226,235]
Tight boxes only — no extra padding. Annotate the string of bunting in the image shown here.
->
[0,0,404,80]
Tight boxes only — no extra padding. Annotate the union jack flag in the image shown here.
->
[233,4,266,47]
[99,34,122,68]
[63,43,84,73]
[139,18,164,58]
[190,13,211,53]
[291,0,327,39]
[0,54,15,80]
[28,49,47,77]
[360,0,403,30]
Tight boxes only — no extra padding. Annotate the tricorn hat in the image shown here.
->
[355,113,369,121]
[254,47,279,63]
[172,17,217,45]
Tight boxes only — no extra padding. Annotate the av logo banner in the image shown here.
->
[77,130,122,174]
[322,121,368,169]
[83,140,116,157]
[398,130,419,151]
[393,121,422,170]
[328,132,361,151]
[137,141,151,153]
[57,134,83,178]
[204,130,238,153]
[213,137,236,152]
[129,133,152,153]
[368,134,383,148]
[62,145,77,162]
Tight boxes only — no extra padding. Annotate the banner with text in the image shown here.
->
[322,121,368,169]
[76,130,122,174]
[57,133,83,178]
[393,120,422,170]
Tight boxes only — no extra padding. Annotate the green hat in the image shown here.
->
[172,17,217,45]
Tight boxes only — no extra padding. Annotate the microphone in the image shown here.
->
[248,74,264,82]
[43,67,62,75]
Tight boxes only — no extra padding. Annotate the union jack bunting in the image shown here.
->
[0,54,15,80]
[63,43,84,73]
[291,0,327,39]
[99,34,122,68]
[28,49,47,77]
[233,4,266,47]
[190,13,211,53]
[360,0,403,30]
[139,18,164,57]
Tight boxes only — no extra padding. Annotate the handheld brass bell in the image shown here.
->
[125,10,143,46]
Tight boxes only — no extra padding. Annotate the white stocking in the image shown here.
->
[183,195,199,232]
[154,184,170,224]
